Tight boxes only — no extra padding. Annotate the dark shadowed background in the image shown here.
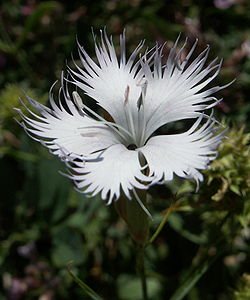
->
[0,1,250,299]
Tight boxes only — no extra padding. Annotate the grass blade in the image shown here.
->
[67,263,103,300]
[169,248,223,300]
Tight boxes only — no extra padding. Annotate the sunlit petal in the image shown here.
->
[141,41,228,139]
[69,30,144,130]
[139,116,225,186]
[17,85,120,160]
[67,144,150,203]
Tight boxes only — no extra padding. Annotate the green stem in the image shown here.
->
[147,203,175,247]
[136,244,148,300]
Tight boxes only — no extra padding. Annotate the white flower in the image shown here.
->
[16,31,229,204]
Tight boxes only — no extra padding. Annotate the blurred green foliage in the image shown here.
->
[233,274,250,300]
[0,0,250,299]
[208,126,250,202]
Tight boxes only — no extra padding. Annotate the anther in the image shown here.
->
[72,91,84,109]
[124,85,130,105]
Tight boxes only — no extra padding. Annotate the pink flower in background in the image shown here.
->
[214,0,236,9]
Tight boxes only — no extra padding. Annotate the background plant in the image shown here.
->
[0,0,250,299]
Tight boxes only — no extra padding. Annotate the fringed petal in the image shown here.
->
[69,30,145,130]
[67,144,150,203]
[141,39,230,139]
[139,115,225,187]
[16,80,121,160]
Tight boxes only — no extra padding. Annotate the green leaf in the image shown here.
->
[51,227,85,267]
[38,156,69,212]
[0,39,15,53]
[117,274,161,300]
[230,184,241,196]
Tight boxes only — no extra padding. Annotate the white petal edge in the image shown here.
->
[66,143,151,204]
[69,30,145,130]
[141,39,231,139]
[139,116,225,187]
[16,81,121,160]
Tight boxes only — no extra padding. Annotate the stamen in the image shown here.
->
[72,90,84,110]
[123,86,138,144]
[124,85,129,105]
[136,79,148,146]
[72,91,134,141]
[136,78,147,109]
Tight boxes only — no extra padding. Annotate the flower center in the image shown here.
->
[123,81,148,148]
[127,143,137,150]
